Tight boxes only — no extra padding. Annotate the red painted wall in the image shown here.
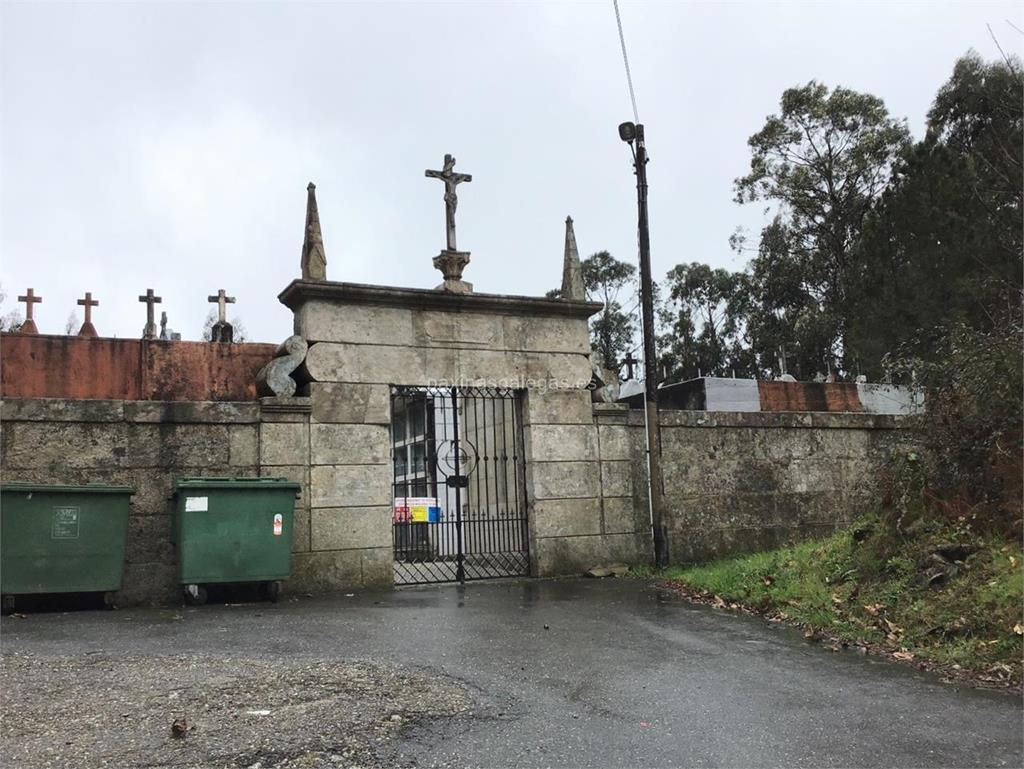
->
[757,381,864,413]
[0,333,277,401]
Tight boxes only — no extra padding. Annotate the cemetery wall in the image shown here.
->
[641,409,915,564]
[0,283,914,603]
[0,395,912,603]
[0,398,265,604]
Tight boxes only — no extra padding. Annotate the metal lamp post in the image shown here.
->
[619,121,669,568]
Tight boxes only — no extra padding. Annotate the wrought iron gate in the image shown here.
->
[391,386,529,584]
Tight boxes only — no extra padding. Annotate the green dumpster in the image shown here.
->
[172,477,300,605]
[0,483,134,613]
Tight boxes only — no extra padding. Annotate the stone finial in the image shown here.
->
[589,349,620,403]
[561,216,585,301]
[256,335,309,397]
[16,288,42,334]
[138,288,162,340]
[300,182,327,281]
[77,292,99,338]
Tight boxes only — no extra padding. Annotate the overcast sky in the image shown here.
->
[2,1,1019,342]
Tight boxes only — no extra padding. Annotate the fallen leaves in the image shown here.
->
[979,663,1017,685]
[881,618,904,644]
[652,577,1020,691]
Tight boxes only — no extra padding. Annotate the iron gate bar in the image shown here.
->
[390,385,529,586]
[451,387,465,583]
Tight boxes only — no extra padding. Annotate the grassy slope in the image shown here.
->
[649,518,1023,687]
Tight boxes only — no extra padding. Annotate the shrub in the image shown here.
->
[885,313,1023,537]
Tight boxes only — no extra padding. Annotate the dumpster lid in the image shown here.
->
[0,482,135,494]
[174,477,301,491]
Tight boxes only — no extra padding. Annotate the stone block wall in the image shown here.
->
[522,395,651,575]
[0,394,914,603]
[645,410,915,564]
[257,399,315,592]
[301,383,394,591]
[0,398,263,604]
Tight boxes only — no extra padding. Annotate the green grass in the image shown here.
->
[646,518,1023,683]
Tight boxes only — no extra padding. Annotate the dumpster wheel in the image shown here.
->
[1,595,14,616]
[183,584,207,606]
[262,580,281,603]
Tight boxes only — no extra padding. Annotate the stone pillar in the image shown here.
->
[258,396,312,584]
[302,382,394,591]
[522,391,652,574]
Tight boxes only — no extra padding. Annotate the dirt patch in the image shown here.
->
[0,651,472,768]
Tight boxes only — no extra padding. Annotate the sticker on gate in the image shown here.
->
[393,497,440,523]
[51,506,80,539]
[393,500,410,523]
[273,514,283,536]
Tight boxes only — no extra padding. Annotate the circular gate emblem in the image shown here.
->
[436,438,478,477]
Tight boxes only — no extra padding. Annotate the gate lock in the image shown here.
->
[445,475,470,488]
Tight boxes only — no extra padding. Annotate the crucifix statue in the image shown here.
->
[77,292,99,338]
[425,154,474,293]
[207,289,236,343]
[139,288,162,340]
[425,154,472,252]
[17,288,42,334]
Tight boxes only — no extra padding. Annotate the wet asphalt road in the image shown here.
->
[2,578,1021,768]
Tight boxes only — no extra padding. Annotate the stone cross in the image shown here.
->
[18,288,41,319]
[17,288,42,334]
[77,292,99,338]
[622,351,639,381]
[207,289,236,343]
[425,154,472,252]
[208,289,235,323]
[138,288,162,340]
[78,292,98,322]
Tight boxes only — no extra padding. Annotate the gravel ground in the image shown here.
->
[0,650,473,769]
